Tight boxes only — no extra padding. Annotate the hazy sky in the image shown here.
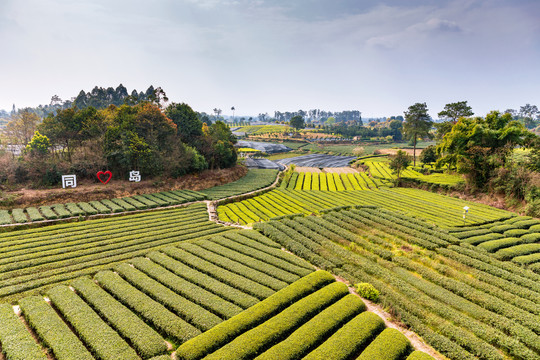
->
[1,0,539,118]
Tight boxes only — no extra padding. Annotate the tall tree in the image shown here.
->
[436,101,474,140]
[165,103,203,146]
[389,150,412,183]
[289,115,305,132]
[403,102,433,166]
[438,101,474,123]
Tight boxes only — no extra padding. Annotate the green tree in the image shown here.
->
[289,115,305,132]
[438,101,474,123]
[25,131,50,156]
[165,103,203,146]
[436,101,474,140]
[389,150,411,183]
[436,111,530,190]
[419,145,438,166]
[403,103,433,166]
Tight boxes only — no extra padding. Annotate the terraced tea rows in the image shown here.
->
[280,171,387,190]
[218,188,512,227]
[363,159,464,186]
[0,229,315,360]
[201,169,278,199]
[0,189,206,225]
[254,207,540,360]
[449,216,540,273]
[177,270,430,360]
[0,204,231,302]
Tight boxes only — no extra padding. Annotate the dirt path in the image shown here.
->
[334,277,446,359]
[322,167,358,174]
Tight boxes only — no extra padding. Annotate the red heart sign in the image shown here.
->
[96,171,112,184]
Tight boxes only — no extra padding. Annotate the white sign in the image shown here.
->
[62,175,77,188]
[129,170,141,182]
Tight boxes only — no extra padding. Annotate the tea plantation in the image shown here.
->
[1,168,538,360]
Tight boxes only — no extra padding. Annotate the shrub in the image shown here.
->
[496,244,540,261]
[71,277,168,358]
[464,233,504,245]
[0,303,48,360]
[175,271,336,360]
[478,237,522,252]
[202,282,350,360]
[303,311,385,360]
[256,294,366,360]
[357,328,413,360]
[47,285,139,360]
[503,229,529,238]
[407,351,436,360]
[355,283,380,302]
[18,295,94,360]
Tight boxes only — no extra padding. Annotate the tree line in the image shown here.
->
[0,86,237,186]
[392,101,539,217]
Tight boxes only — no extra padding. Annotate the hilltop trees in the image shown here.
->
[436,101,474,140]
[403,103,433,166]
[436,111,531,190]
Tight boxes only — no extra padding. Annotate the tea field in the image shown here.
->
[218,187,512,227]
[1,166,539,360]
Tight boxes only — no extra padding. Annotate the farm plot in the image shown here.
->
[0,203,233,303]
[176,270,432,360]
[448,217,540,273]
[0,229,314,360]
[254,208,540,360]
[201,169,278,200]
[236,140,292,154]
[217,188,512,227]
[0,189,206,226]
[277,154,356,168]
[363,159,464,186]
[280,171,388,190]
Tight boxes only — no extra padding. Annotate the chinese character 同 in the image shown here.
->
[129,171,141,182]
[62,175,77,188]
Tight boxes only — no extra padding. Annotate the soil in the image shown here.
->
[294,167,322,173]
[322,167,358,174]
[0,166,247,209]
[377,148,422,156]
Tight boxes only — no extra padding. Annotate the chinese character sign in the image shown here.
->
[129,171,141,182]
[62,175,77,188]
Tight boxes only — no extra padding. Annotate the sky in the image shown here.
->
[1,0,539,118]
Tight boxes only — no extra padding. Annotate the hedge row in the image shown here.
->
[114,263,221,332]
[194,239,300,284]
[129,256,243,319]
[357,328,413,360]
[18,295,94,360]
[203,282,350,360]
[253,222,335,270]
[255,294,366,360]
[175,270,336,360]
[94,270,200,343]
[202,169,278,200]
[163,245,276,300]
[47,285,140,360]
[303,311,385,360]
[71,277,167,358]
[1,189,207,225]
[211,235,313,277]
[0,303,47,360]
[496,244,540,261]
[147,250,259,309]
